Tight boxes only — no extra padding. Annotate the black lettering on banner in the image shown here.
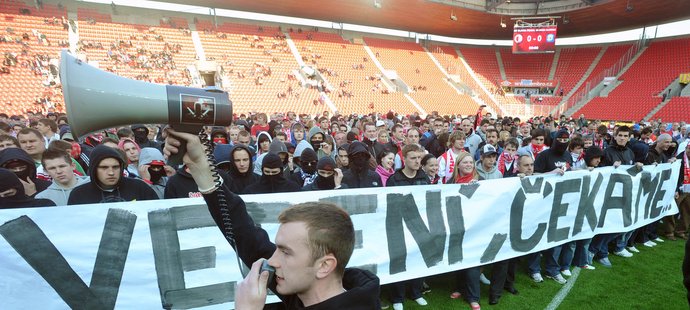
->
[386,191,446,274]
[598,174,633,228]
[649,169,672,219]
[635,171,659,220]
[548,179,581,242]
[509,189,546,252]
[0,209,136,310]
[520,177,543,194]
[480,233,507,263]
[445,195,465,265]
[149,206,233,308]
[573,173,604,235]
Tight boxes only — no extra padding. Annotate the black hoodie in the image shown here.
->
[68,145,158,205]
[226,145,260,194]
[201,184,381,310]
[131,124,162,149]
[0,168,55,208]
[341,142,382,188]
[0,148,51,196]
[244,153,300,194]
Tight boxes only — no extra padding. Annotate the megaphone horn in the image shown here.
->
[59,50,232,138]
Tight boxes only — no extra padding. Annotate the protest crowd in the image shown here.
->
[0,107,688,310]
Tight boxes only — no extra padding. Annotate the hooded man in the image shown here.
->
[213,143,234,172]
[131,124,162,149]
[291,148,318,187]
[341,141,382,188]
[301,157,346,191]
[138,147,172,199]
[254,139,291,178]
[210,127,230,145]
[68,145,159,204]
[0,148,51,197]
[0,168,55,208]
[307,126,327,153]
[244,153,300,194]
[534,129,573,175]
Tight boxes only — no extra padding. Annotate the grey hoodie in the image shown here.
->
[475,161,502,180]
[35,176,90,206]
[254,139,289,176]
[138,147,168,198]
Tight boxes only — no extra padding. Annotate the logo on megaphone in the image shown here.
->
[59,50,232,138]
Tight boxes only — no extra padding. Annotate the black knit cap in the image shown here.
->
[262,153,283,169]
[300,148,318,163]
[317,156,336,171]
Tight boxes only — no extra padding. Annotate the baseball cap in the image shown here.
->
[480,144,498,156]
[376,120,385,127]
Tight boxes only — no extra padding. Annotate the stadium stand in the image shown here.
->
[575,38,690,121]
[365,37,478,115]
[652,97,690,122]
[197,22,324,115]
[291,31,416,115]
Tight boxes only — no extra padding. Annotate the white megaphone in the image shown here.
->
[60,50,232,139]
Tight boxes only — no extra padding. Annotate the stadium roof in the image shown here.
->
[163,0,690,40]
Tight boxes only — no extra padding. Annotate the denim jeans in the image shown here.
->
[544,246,563,277]
[559,241,576,271]
[526,252,542,274]
[614,230,634,252]
[589,233,619,259]
[391,278,424,303]
[572,238,592,267]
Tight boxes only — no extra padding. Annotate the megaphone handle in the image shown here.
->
[167,140,187,167]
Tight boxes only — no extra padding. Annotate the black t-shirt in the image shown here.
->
[534,149,573,173]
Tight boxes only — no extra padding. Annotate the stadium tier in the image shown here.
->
[0,2,688,120]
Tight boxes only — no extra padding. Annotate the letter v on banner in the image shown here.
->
[0,209,136,309]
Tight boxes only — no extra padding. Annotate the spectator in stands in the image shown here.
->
[497,139,519,178]
[568,137,586,170]
[420,118,445,158]
[421,153,441,184]
[0,168,54,208]
[475,129,502,161]
[251,113,269,138]
[35,149,89,206]
[375,149,396,186]
[518,129,549,160]
[291,148,318,187]
[290,122,306,147]
[336,144,349,171]
[255,132,272,157]
[117,127,135,141]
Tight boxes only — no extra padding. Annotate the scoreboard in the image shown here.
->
[512,25,557,53]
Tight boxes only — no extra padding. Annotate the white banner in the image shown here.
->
[0,163,680,309]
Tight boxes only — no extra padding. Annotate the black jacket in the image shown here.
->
[0,148,51,196]
[0,168,55,208]
[645,145,669,165]
[603,142,635,167]
[342,169,382,188]
[244,171,301,194]
[385,169,429,187]
[362,137,387,159]
[420,132,444,158]
[164,165,233,198]
[68,145,158,204]
[202,185,381,309]
[226,145,260,194]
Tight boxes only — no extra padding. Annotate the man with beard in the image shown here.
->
[342,141,382,188]
[131,124,162,149]
[68,145,158,204]
[301,157,346,191]
[532,129,572,285]
[244,153,300,194]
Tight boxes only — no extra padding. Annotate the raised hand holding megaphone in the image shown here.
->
[59,50,232,165]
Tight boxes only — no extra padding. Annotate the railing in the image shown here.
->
[554,40,644,117]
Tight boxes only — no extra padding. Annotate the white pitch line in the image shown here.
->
[544,267,581,310]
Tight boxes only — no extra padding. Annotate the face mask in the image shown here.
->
[263,173,282,183]
[13,168,31,182]
[351,156,369,172]
[213,137,228,144]
[301,161,317,174]
[148,167,165,183]
[316,174,335,189]
[133,131,148,144]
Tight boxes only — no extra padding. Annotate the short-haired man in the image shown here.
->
[36,149,89,205]
[36,118,59,147]
[163,129,380,309]
[68,145,158,204]
[17,128,49,180]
